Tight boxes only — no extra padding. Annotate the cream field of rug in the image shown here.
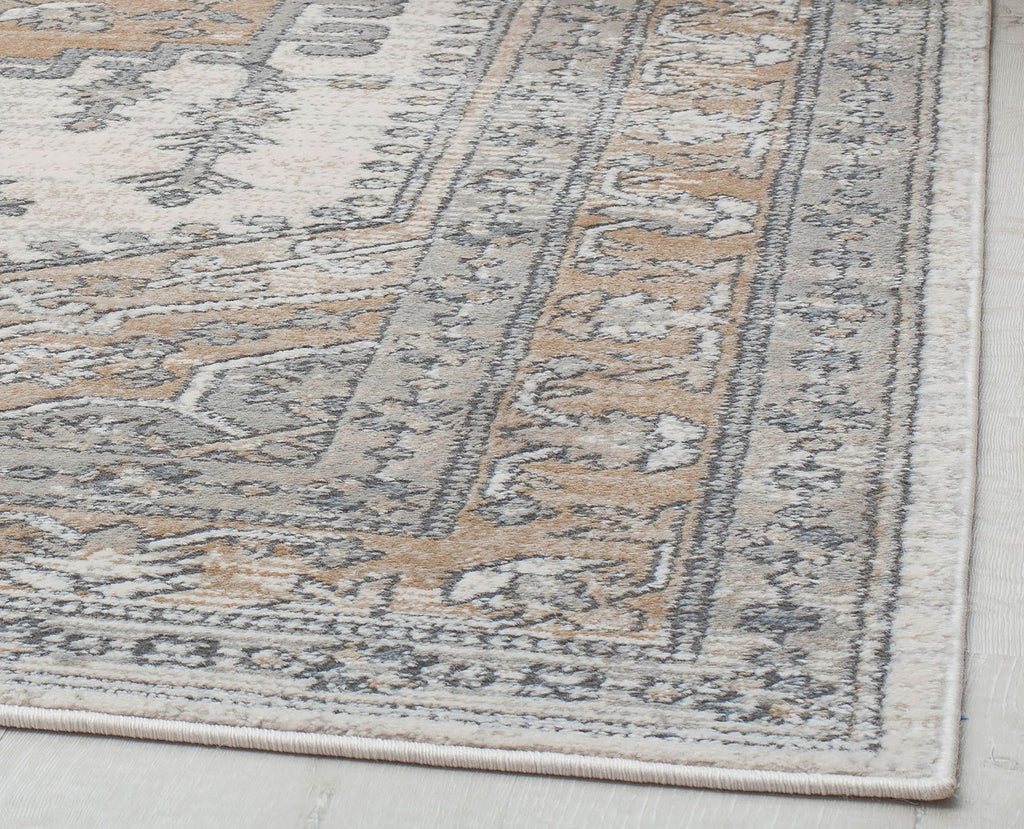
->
[0,0,988,800]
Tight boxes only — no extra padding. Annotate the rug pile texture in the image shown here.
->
[0,0,987,799]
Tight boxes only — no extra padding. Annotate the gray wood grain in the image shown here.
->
[0,2,1021,826]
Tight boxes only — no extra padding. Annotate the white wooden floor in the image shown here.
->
[0,4,1021,827]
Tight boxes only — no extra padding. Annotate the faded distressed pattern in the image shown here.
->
[0,0,987,796]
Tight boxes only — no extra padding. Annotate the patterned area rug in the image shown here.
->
[0,0,987,799]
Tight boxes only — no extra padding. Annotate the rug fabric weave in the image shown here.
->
[0,0,987,799]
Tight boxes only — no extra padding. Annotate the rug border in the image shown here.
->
[0,0,990,801]
[0,704,958,799]
[883,0,990,801]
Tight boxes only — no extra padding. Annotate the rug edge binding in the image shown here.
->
[909,0,991,800]
[0,703,957,800]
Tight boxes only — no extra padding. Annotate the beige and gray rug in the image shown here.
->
[0,0,987,799]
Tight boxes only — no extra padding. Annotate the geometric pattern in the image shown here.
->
[0,0,988,798]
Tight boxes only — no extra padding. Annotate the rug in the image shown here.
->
[0,0,988,800]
